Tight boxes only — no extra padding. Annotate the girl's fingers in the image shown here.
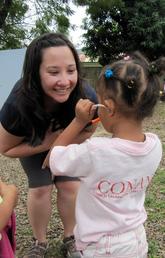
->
[42,156,49,169]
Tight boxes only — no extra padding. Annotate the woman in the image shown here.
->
[0,32,97,258]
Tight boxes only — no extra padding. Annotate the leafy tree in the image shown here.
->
[29,0,73,38]
[0,0,12,28]
[0,0,73,49]
[75,0,165,64]
[0,0,28,49]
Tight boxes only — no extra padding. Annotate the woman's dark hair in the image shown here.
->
[15,32,85,146]
[97,51,162,120]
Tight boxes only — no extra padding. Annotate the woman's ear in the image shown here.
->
[104,99,116,116]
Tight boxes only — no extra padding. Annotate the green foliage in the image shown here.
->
[0,0,73,49]
[123,1,165,59]
[0,0,28,49]
[30,0,73,39]
[80,0,165,64]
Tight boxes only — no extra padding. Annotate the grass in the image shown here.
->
[143,102,165,256]
[145,168,165,257]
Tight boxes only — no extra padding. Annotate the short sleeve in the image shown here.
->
[49,142,91,178]
[0,102,29,137]
[0,80,31,137]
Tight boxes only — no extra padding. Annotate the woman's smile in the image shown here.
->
[53,86,72,95]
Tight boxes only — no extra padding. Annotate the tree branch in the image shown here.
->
[0,0,12,28]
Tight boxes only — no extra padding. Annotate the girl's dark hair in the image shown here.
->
[15,32,85,146]
[97,51,162,120]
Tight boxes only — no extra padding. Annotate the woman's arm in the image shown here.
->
[0,124,61,158]
[0,181,18,231]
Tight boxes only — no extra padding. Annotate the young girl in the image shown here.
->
[44,52,162,257]
[0,179,18,257]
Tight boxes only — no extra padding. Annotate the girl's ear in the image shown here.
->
[104,99,116,116]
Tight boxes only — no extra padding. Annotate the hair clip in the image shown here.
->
[92,104,107,109]
[124,55,131,61]
[104,68,113,79]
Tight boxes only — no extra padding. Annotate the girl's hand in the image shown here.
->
[75,99,96,124]
[42,152,50,169]
[0,181,18,207]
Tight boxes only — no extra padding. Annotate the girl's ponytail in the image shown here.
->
[150,57,165,76]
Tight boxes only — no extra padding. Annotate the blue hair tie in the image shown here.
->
[104,68,113,79]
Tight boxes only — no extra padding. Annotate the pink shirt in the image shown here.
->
[0,196,16,258]
[50,133,162,250]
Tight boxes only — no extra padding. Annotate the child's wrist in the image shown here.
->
[74,117,88,127]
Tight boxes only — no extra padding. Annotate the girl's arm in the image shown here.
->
[71,123,97,144]
[0,124,61,158]
[42,99,96,168]
[0,181,18,231]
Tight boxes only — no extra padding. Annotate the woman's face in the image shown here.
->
[39,46,78,103]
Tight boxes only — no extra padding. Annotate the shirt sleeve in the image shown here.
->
[49,142,91,178]
[0,99,31,137]
[0,80,31,137]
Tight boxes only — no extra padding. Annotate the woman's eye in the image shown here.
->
[68,69,76,74]
[49,71,59,75]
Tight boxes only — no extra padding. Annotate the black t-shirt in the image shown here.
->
[0,80,98,142]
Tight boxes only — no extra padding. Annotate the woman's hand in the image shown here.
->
[42,129,63,150]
